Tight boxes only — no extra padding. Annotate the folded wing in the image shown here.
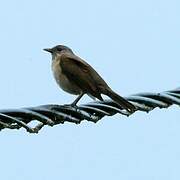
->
[60,53,104,100]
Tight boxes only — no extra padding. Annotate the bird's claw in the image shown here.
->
[62,103,78,109]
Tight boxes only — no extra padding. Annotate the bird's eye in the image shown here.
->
[57,48,62,52]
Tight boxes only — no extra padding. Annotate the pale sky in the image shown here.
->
[0,0,180,179]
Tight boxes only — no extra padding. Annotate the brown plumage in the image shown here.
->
[44,45,136,112]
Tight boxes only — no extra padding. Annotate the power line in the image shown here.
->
[0,87,179,133]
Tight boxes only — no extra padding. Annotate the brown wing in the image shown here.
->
[60,53,107,100]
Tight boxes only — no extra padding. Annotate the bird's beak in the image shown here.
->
[43,48,53,53]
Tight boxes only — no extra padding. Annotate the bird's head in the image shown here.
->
[43,45,73,55]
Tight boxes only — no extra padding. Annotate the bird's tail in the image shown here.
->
[102,87,136,113]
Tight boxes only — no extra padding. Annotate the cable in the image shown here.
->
[0,88,179,133]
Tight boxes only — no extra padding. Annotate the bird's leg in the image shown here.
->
[71,93,84,107]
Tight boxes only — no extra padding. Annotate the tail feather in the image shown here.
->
[102,88,136,112]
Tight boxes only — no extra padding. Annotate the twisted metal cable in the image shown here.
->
[0,87,179,133]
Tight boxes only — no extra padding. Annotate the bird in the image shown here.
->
[44,45,136,112]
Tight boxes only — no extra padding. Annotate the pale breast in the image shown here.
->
[51,56,81,95]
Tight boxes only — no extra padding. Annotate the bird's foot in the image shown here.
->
[62,103,78,109]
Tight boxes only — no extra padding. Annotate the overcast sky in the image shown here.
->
[0,0,180,179]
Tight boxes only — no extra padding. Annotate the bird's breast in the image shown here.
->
[51,59,81,95]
